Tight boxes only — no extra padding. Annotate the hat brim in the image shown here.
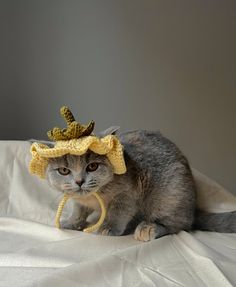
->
[29,135,127,178]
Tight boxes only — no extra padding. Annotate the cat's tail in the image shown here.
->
[194,210,236,233]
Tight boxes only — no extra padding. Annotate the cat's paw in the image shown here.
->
[100,228,114,236]
[98,225,123,236]
[61,220,88,231]
[134,221,159,242]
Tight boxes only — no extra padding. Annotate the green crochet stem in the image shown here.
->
[47,106,95,141]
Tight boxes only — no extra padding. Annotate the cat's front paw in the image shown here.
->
[98,224,123,236]
[61,220,88,231]
[134,221,159,242]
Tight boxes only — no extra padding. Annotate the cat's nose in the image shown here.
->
[76,179,84,187]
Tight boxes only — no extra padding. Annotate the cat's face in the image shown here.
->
[46,152,114,196]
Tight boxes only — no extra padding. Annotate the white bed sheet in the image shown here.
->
[0,141,236,287]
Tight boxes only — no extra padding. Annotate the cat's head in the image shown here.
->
[46,152,114,196]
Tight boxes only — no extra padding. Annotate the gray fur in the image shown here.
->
[194,210,236,232]
[45,130,236,241]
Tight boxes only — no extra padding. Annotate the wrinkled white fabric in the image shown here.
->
[0,141,236,287]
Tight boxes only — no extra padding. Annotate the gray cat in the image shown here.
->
[46,129,236,241]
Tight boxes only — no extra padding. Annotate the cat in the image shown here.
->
[46,128,236,241]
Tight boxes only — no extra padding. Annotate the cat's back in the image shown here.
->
[119,130,183,159]
[118,130,189,173]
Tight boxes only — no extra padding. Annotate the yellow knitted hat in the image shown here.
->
[29,106,127,178]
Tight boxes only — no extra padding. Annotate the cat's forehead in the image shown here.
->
[48,154,85,168]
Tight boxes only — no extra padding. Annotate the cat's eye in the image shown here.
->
[86,162,99,172]
[57,167,71,176]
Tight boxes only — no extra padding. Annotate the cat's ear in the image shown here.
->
[98,126,120,137]
[28,139,55,148]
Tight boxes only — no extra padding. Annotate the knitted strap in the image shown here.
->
[83,192,106,233]
[55,193,70,228]
[55,192,106,233]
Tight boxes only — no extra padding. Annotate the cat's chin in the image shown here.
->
[63,189,93,198]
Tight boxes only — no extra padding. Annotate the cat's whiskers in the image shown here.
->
[86,183,98,188]
[86,179,98,189]
[61,183,75,189]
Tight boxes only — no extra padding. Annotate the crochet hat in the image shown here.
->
[29,106,127,178]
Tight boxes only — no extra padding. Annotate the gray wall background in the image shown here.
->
[1,0,235,194]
